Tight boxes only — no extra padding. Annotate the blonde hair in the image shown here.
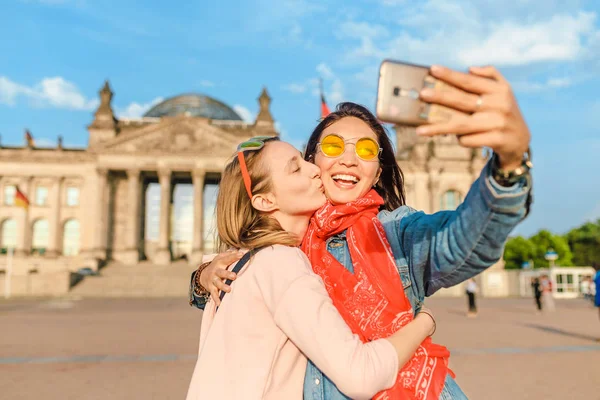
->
[216,141,300,251]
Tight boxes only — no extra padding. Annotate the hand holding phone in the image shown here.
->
[376,60,468,126]
[376,61,531,171]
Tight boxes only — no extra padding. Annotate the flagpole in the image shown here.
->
[319,78,324,119]
[4,246,13,299]
[319,78,323,97]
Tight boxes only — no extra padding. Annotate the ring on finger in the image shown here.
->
[474,95,483,111]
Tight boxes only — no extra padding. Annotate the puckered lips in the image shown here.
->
[330,172,360,189]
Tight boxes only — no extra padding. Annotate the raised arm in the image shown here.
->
[381,65,532,296]
[257,247,434,400]
[381,162,530,297]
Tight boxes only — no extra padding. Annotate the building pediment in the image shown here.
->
[99,117,242,155]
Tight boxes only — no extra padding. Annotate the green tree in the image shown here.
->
[565,219,600,266]
[529,229,573,268]
[504,236,535,269]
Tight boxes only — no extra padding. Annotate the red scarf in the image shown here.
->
[302,190,451,400]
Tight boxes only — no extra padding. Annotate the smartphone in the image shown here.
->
[376,59,467,126]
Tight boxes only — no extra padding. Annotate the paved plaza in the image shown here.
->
[0,296,598,400]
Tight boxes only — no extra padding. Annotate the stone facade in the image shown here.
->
[0,81,486,296]
[395,126,488,213]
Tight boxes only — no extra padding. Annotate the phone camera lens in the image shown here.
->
[393,87,400,96]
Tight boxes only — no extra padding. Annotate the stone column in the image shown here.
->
[15,177,32,257]
[95,168,109,259]
[191,169,205,265]
[428,172,440,213]
[155,169,172,265]
[46,177,63,257]
[122,169,141,265]
[412,170,429,214]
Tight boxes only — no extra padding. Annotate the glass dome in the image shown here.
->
[143,94,243,121]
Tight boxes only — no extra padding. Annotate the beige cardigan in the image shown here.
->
[186,245,399,400]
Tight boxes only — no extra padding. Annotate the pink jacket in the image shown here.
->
[186,245,399,400]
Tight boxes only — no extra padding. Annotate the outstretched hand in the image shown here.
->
[417,65,531,171]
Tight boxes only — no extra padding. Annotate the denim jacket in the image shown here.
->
[191,161,532,400]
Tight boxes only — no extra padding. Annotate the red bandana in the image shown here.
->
[302,190,452,399]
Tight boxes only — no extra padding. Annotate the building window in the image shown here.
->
[4,185,16,206]
[0,219,17,253]
[440,190,462,210]
[31,219,49,255]
[35,186,49,206]
[63,219,80,256]
[66,187,79,207]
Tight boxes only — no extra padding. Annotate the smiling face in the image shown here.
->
[313,117,382,205]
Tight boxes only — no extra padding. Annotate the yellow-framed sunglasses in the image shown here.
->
[317,134,382,161]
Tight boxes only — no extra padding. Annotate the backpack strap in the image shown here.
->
[216,247,263,311]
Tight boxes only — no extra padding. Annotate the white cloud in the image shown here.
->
[329,79,345,105]
[289,22,303,42]
[199,80,214,87]
[316,63,335,80]
[37,77,98,110]
[253,0,326,25]
[117,97,164,119]
[233,105,255,123]
[457,12,597,66]
[0,75,98,110]
[515,77,574,92]
[0,77,28,106]
[337,21,388,40]
[547,78,572,88]
[335,3,599,69]
[248,0,324,48]
[282,83,307,94]
[315,64,345,105]
[283,64,345,105]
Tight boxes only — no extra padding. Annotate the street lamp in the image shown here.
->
[545,248,558,268]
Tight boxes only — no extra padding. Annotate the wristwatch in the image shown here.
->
[490,149,533,187]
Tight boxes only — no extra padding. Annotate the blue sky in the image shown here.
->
[1,0,599,237]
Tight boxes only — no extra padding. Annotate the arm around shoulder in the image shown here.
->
[254,246,399,400]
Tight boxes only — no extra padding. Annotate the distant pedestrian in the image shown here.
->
[540,274,555,312]
[531,277,543,312]
[594,264,600,341]
[466,278,478,317]
[581,276,592,302]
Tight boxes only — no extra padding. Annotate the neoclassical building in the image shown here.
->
[0,82,486,280]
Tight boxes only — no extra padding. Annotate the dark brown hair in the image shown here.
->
[304,102,405,211]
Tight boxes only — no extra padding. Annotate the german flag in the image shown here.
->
[319,78,331,119]
[15,187,30,210]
